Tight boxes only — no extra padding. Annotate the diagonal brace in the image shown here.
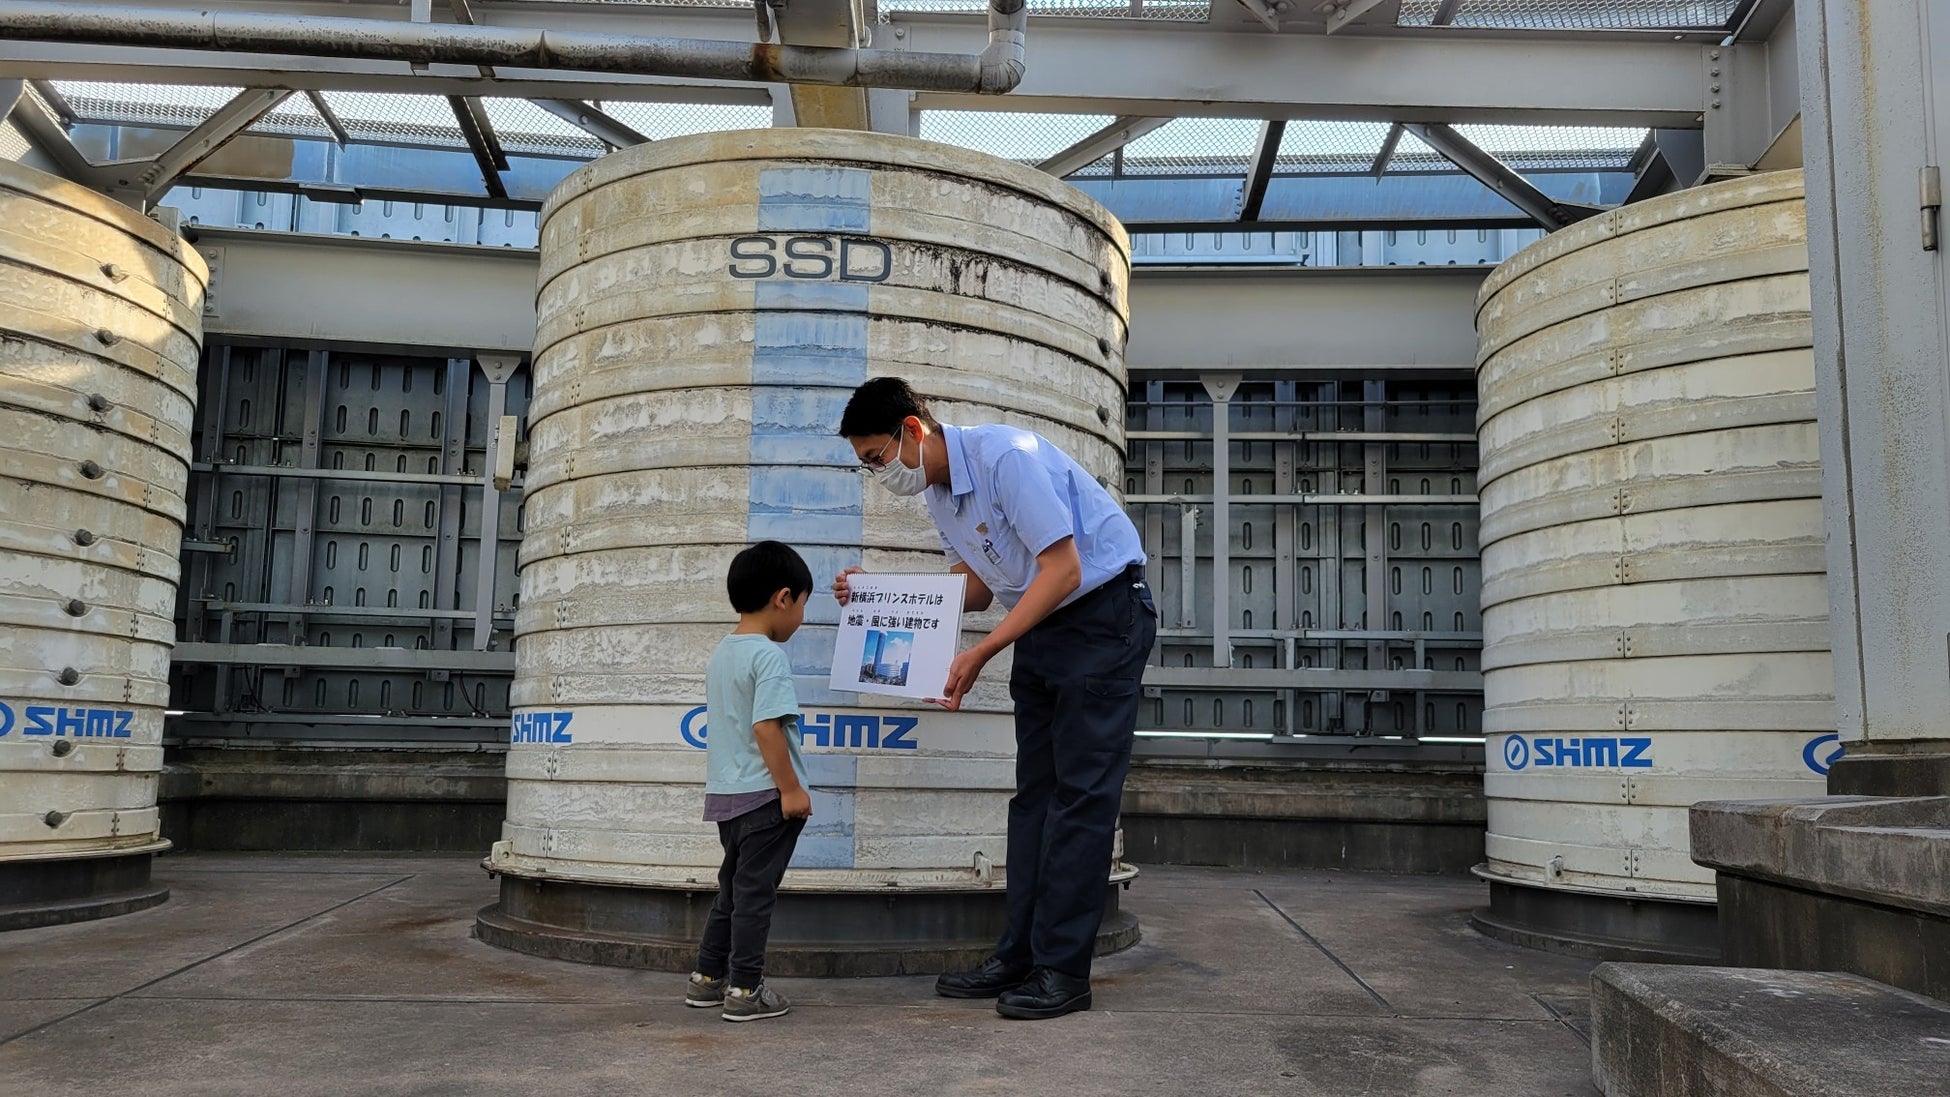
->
[136,86,290,201]
[1400,121,1600,229]
[1240,119,1287,221]
[531,99,650,150]
[1038,115,1170,179]
[448,94,508,199]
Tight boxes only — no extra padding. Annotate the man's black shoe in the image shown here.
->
[995,967,1092,1020]
[935,956,1031,999]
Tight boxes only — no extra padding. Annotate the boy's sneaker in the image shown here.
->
[721,983,790,1022]
[685,972,726,1008]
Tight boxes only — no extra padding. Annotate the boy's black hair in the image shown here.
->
[837,376,940,439]
[727,540,814,614]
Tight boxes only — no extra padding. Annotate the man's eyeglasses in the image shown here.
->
[858,433,899,472]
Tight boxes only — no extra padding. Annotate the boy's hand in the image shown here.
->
[780,788,813,820]
[833,566,865,606]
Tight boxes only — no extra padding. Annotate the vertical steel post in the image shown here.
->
[471,355,521,651]
[1201,373,1241,670]
[430,358,472,666]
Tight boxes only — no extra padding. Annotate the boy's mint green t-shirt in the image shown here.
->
[704,633,810,797]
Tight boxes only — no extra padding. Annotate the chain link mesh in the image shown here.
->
[1398,0,1737,29]
[881,0,1208,18]
[918,110,1117,173]
[1274,121,1644,174]
[52,81,243,129]
[1119,117,1259,176]
[593,100,773,140]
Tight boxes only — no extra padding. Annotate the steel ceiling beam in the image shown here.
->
[1036,115,1170,178]
[184,224,1487,375]
[1429,0,1462,25]
[530,98,650,150]
[1399,122,1599,229]
[0,0,1714,127]
[1238,119,1285,221]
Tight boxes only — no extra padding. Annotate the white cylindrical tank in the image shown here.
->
[0,160,207,928]
[479,129,1133,973]
[1473,171,1832,954]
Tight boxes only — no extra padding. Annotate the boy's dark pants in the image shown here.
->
[696,800,805,988]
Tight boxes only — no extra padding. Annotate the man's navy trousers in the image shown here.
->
[995,563,1158,978]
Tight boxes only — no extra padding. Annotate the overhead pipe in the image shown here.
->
[0,0,1030,94]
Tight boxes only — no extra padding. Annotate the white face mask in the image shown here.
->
[871,429,928,497]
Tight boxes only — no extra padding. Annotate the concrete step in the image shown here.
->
[1592,964,1950,1097]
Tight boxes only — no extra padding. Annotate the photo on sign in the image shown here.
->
[859,629,915,688]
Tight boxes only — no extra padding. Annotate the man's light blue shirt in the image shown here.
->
[704,634,810,796]
[923,423,1146,611]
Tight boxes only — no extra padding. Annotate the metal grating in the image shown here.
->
[1398,0,1737,29]
[1273,121,1400,173]
[918,109,1116,172]
[882,0,1209,18]
[480,99,606,157]
[313,91,476,151]
[53,81,245,129]
[1452,124,1644,170]
[592,100,773,141]
[1274,120,1646,174]
[1121,118,1261,176]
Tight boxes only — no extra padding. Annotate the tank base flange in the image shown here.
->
[0,852,169,932]
[1469,873,1718,964]
[475,874,1140,978]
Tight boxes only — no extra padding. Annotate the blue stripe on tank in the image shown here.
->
[748,168,875,870]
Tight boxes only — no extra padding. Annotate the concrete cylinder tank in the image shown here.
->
[0,161,207,929]
[1472,170,1832,960]
[476,129,1134,974]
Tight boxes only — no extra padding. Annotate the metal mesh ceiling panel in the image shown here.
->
[1120,117,1260,175]
[1397,0,1738,29]
[1274,121,1644,173]
[52,81,244,128]
[247,92,332,141]
[480,99,607,156]
[1273,121,1400,172]
[1452,124,1645,170]
[314,91,473,150]
[918,110,1116,173]
[593,100,773,140]
[883,0,1208,17]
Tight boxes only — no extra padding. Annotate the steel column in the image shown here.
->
[1202,374,1241,670]
[471,354,519,651]
[430,357,471,663]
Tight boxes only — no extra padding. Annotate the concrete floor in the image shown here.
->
[0,855,1601,1097]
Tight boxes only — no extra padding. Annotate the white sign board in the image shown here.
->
[829,572,966,700]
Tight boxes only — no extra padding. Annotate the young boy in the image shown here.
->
[686,539,815,1023]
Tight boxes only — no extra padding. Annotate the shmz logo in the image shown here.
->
[679,706,918,751]
[1803,733,1844,776]
[1501,734,1652,770]
[1503,734,1531,770]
